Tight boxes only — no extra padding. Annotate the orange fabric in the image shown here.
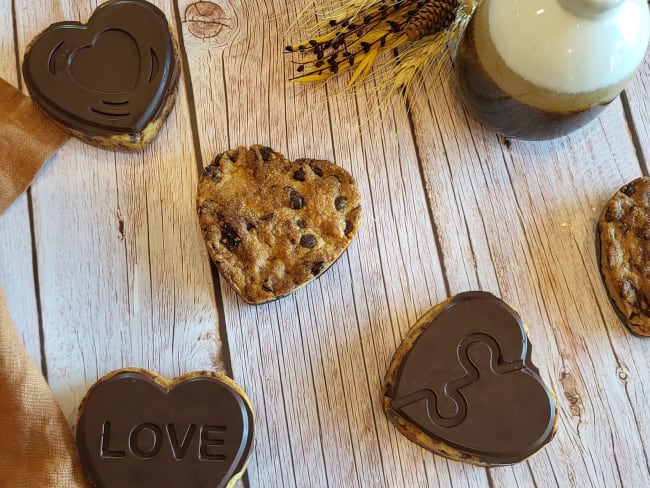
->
[0,77,68,214]
[0,78,86,486]
[0,290,88,487]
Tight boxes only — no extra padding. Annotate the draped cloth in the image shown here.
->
[0,77,88,487]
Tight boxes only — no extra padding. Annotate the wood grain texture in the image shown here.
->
[409,62,649,487]
[0,0,42,371]
[624,48,650,169]
[12,0,224,425]
[4,0,650,486]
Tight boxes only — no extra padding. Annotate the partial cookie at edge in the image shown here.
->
[598,176,650,336]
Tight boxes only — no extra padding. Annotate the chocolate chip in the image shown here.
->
[296,219,307,228]
[290,190,304,209]
[259,146,274,161]
[621,184,636,196]
[300,234,317,248]
[260,213,275,221]
[311,165,323,177]
[246,222,255,230]
[334,196,348,210]
[212,153,223,165]
[311,261,325,275]
[293,168,305,181]
[606,206,623,222]
[221,224,241,250]
[344,220,353,235]
[227,149,239,161]
[291,196,304,209]
[203,164,221,181]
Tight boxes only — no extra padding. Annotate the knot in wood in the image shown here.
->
[184,1,231,41]
[404,0,460,42]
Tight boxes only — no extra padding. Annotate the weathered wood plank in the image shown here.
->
[330,79,489,488]
[13,0,222,425]
[0,0,42,371]
[410,60,649,487]
[604,45,650,488]
[623,48,650,169]
[177,0,490,485]
[5,0,650,486]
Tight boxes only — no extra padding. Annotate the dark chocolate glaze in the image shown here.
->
[76,371,255,488]
[454,13,609,140]
[23,0,178,136]
[389,291,555,464]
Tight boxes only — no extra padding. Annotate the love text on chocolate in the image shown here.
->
[100,421,226,461]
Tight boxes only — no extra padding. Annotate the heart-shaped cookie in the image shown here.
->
[196,145,362,304]
[22,0,179,150]
[76,369,255,488]
[598,176,650,336]
[383,291,557,465]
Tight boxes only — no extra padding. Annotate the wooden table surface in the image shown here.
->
[3,1,650,486]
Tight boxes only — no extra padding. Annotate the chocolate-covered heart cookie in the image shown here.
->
[197,145,362,304]
[383,291,557,466]
[22,0,180,150]
[76,369,255,488]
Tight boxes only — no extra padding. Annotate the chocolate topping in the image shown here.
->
[386,291,555,465]
[76,370,254,488]
[23,0,178,136]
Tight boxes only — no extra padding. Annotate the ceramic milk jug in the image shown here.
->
[455,0,650,140]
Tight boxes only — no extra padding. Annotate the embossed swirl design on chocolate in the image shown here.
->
[23,0,178,136]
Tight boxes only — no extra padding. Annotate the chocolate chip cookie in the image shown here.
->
[197,145,361,304]
[598,176,650,336]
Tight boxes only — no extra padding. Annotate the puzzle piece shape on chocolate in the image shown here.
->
[384,291,557,465]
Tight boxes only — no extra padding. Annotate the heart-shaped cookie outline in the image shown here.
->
[68,28,142,94]
[22,0,179,137]
[383,291,558,466]
[76,369,255,488]
[196,145,362,304]
[597,176,650,336]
